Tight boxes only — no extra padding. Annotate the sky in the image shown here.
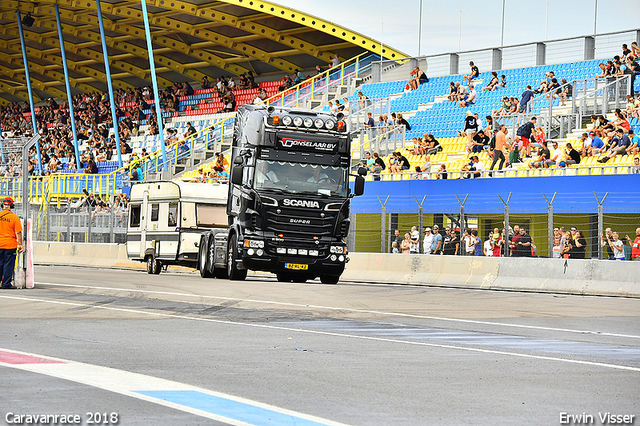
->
[271,0,640,57]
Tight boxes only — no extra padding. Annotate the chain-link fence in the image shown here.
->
[351,192,640,260]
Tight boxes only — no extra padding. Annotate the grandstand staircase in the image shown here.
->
[306,78,359,110]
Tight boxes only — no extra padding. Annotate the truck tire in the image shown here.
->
[199,237,214,278]
[146,256,154,274]
[227,234,247,281]
[320,275,340,284]
[153,259,162,275]
[276,272,292,282]
[214,268,228,279]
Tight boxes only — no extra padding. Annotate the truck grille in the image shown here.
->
[264,207,338,237]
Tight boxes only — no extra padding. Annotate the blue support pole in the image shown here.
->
[16,10,42,171]
[140,0,167,171]
[95,0,123,169]
[55,5,81,172]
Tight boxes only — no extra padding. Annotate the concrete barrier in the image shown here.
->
[33,243,640,297]
[33,242,191,272]
[342,253,499,289]
[491,257,640,297]
[343,253,640,298]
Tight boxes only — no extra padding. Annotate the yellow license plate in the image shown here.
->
[285,263,308,270]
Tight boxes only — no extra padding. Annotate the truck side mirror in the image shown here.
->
[357,167,368,176]
[354,175,365,196]
[231,165,243,185]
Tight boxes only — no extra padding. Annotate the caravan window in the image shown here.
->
[168,203,178,227]
[130,205,141,227]
[151,204,159,222]
[196,204,227,227]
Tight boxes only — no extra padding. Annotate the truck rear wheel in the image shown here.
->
[153,259,162,274]
[320,275,340,284]
[147,256,162,274]
[227,234,247,281]
[199,237,214,278]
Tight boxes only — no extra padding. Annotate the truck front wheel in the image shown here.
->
[320,275,340,284]
[227,234,247,281]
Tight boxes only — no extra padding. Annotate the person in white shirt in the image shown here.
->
[463,229,475,255]
[545,140,564,167]
[483,233,494,256]
[470,155,485,178]
[423,228,433,254]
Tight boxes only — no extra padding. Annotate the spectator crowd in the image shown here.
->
[389,224,640,261]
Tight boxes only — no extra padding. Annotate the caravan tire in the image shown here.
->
[227,234,247,281]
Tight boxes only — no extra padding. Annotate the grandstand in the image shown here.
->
[346,58,639,180]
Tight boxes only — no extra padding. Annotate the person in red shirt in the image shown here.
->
[0,197,23,289]
[626,228,640,261]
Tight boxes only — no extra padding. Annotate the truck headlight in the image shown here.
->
[314,118,324,129]
[330,254,337,261]
[298,249,308,255]
[325,120,335,130]
[244,240,264,248]
[309,250,319,256]
[338,255,345,262]
[287,248,297,255]
[330,246,346,254]
[293,117,303,127]
[277,248,286,254]
[282,115,292,126]
[303,117,314,128]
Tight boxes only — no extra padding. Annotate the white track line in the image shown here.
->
[2,293,640,373]
[0,347,350,426]
[35,281,640,340]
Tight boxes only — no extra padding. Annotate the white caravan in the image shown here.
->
[126,181,228,274]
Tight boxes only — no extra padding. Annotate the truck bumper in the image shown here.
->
[241,253,345,277]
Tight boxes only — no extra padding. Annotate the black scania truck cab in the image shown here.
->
[197,104,365,284]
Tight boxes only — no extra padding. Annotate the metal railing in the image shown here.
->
[260,53,379,108]
[34,207,129,243]
[371,163,639,181]
[377,29,639,78]
[356,125,407,160]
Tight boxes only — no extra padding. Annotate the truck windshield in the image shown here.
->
[253,160,349,197]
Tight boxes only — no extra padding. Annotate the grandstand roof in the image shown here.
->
[0,0,406,106]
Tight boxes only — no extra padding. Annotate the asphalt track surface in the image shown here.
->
[0,265,639,426]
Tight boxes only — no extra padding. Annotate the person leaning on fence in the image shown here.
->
[431,225,443,254]
[0,197,23,289]
[601,228,615,259]
[626,228,640,261]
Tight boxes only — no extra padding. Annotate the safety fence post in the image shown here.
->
[542,192,557,258]
[594,192,609,260]
[498,192,512,257]
[414,195,427,253]
[377,195,390,253]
